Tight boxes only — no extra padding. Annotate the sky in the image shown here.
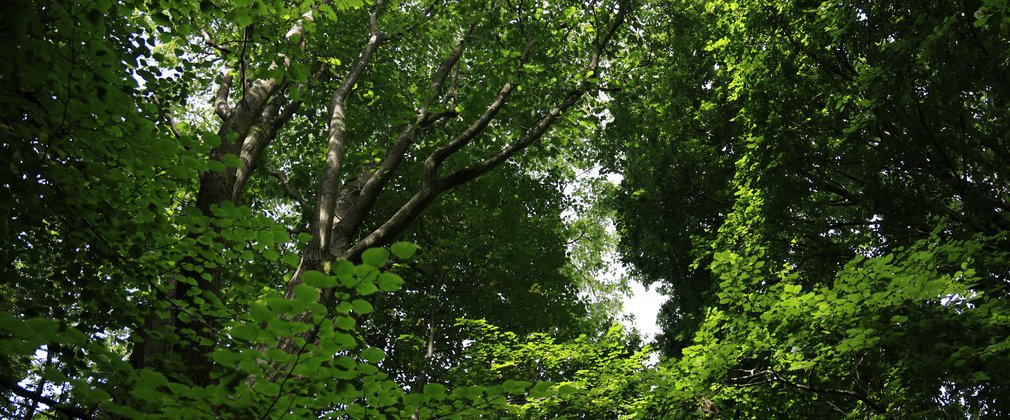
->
[562,167,666,341]
[621,280,665,340]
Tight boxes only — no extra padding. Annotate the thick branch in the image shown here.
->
[231,100,282,201]
[344,187,440,260]
[345,5,628,259]
[329,25,475,257]
[422,40,534,184]
[215,73,232,120]
[442,88,582,190]
[306,1,385,266]
[441,3,626,189]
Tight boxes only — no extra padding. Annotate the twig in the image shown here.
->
[0,375,92,420]
[200,27,233,54]
[151,95,182,138]
[265,166,308,210]
[771,368,886,414]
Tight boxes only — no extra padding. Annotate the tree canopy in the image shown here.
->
[2,0,1009,418]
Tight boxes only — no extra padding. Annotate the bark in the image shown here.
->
[131,75,280,383]
[133,0,629,390]
[344,4,626,258]
[296,2,385,281]
[259,2,628,385]
[327,25,475,259]
[130,6,317,384]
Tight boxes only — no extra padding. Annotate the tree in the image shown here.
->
[450,320,651,418]
[598,0,739,357]
[360,167,605,388]
[8,0,1010,417]
[142,0,628,383]
[1,0,632,417]
[605,0,1010,416]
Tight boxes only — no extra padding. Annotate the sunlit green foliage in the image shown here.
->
[4,0,1010,417]
[605,0,1010,416]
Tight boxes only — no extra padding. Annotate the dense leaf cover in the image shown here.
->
[2,0,1009,418]
[605,0,1010,417]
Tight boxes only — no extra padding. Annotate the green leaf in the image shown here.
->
[235,10,254,28]
[263,248,280,262]
[267,348,291,363]
[266,296,293,314]
[353,264,378,280]
[361,248,389,267]
[25,318,58,340]
[302,270,336,288]
[223,154,243,168]
[332,260,355,276]
[230,324,259,341]
[529,381,553,398]
[294,284,320,302]
[139,369,169,388]
[377,272,404,291]
[334,316,355,330]
[207,160,226,172]
[350,299,373,314]
[356,281,378,296]
[338,275,358,288]
[210,349,242,367]
[403,393,427,406]
[333,333,356,348]
[502,380,531,394]
[391,242,419,259]
[281,252,300,268]
[423,383,447,400]
[250,303,272,323]
[359,347,385,363]
[557,384,578,397]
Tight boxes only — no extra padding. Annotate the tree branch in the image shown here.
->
[328,23,476,257]
[441,87,581,190]
[772,370,886,414]
[304,0,385,268]
[0,375,93,420]
[200,27,233,54]
[215,73,232,120]
[231,62,326,202]
[151,95,182,139]
[441,1,627,190]
[423,39,534,179]
[344,4,628,259]
[265,166,308,210]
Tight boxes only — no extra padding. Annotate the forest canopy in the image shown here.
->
[2,0,1009,418]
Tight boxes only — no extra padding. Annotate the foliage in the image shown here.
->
[360,168,605,387]
[1,0,634,417]
[5,0,1010,417]
[451,320,650,418]
[602,0,1010,416]
[599,0,740,357]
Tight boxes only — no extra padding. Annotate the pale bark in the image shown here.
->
[343,4,626,258]
[142,0,629,390]
[327,25,475,259]
[298,2,385,280]
[131,4,320,383]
